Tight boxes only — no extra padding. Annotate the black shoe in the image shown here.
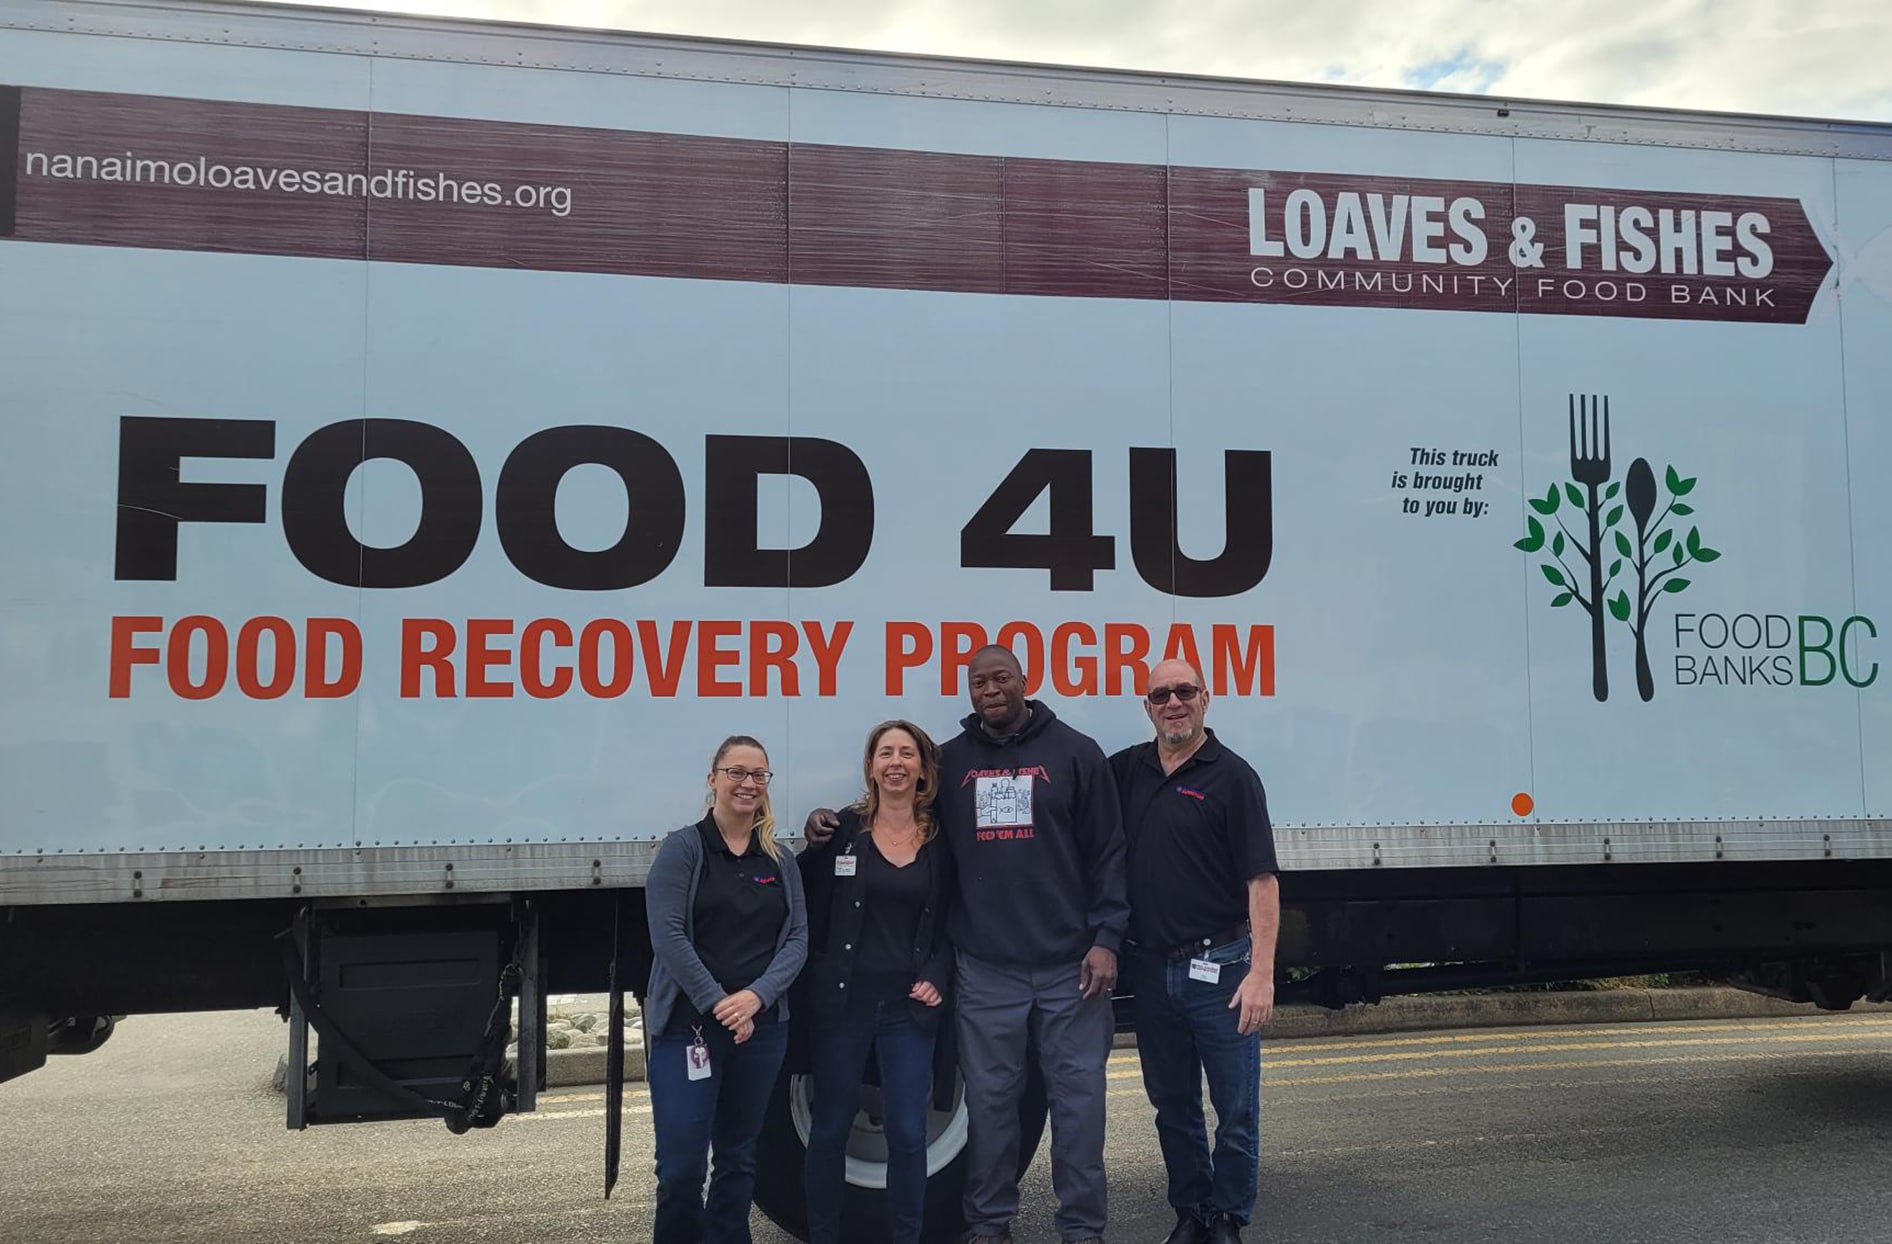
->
[1207,1213,1245,1244]
[1161,1213,1210,1244]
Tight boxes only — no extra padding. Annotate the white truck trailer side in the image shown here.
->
[2,2,1890,1238]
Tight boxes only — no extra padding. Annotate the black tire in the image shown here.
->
[753,1056,1048,1243]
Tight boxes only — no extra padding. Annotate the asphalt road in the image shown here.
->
[2,1008,1890,1243]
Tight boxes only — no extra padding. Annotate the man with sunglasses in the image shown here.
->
[1111,659,1279,1244]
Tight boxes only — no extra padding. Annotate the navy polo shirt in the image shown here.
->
[1109,728,1277,951]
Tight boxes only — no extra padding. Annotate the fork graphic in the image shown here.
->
[1570,394,1612,701]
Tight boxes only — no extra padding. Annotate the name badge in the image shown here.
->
[686,1032,713,1081]
[834,854,858,877]
[1188,958,1221,984]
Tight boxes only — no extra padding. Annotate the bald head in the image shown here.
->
[1144,658,1209,748]
[970,644,1023,674]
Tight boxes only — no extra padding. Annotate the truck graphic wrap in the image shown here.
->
[0,19,1887,869]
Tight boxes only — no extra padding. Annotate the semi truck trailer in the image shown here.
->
[2,1,1890,1238]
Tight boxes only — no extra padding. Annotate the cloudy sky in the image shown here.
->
[296,0,1892,122]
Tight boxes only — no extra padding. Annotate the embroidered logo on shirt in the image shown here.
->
[1176,786,1207,800]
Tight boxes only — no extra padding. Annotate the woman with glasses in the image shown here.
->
[796,720,957,1244]
[645,735,809,1244]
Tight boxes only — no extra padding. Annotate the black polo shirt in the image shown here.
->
[1109,729,1277,952]
[686,814,787,1017]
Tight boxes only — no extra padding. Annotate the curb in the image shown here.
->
[1108,987,1892,1048]
[544,1039,646,1088]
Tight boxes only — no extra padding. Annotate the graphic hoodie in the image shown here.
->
[938,700,1130,967]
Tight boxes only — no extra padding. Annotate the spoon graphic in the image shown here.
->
[1625,457,1658,701]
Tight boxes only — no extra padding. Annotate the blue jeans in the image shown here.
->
[1128,934,1262,1225]
[648,1015,789,1244]
[805,996,937,1244]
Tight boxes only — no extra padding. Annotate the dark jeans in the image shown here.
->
[1127,934,1262,1225]
[648,1015,789,1244]
[804,995,937,1244]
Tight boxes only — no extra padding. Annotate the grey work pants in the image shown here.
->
[955,950,1114,1241]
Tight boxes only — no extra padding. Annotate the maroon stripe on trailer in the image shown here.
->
[7,85,1834,324]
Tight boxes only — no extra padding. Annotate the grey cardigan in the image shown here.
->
[643,820,809,1038]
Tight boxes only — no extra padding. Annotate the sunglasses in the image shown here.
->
[1146,684,1201,705]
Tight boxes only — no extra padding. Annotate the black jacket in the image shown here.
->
[789,807,959,1109]
[938,700,1130,967]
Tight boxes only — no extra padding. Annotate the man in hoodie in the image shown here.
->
[939,644,1129,1244]
[802,643,1128,1243]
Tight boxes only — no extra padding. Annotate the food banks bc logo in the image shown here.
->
[1515,395,1878,698]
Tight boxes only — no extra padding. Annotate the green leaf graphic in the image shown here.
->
[1605,505,1624,527]
[1542,565,1567,587]
[1529,489,1558,515]
[1608,591,1632,622]
[1565,483,1585,509]
[1686,526,1702,556]
[1552,530,1566,556]
[1551,592,1574,607]
[1694,547,1721,562]
[1665,465,1682,493]
[1615,531,1634,558]
[1609,558,1623,579]
[1605,482,1621,500]
[1672,502,1694,516]
[1664,578,1691,593]
[1672,542,1685,567]
[1654,530,1673,554]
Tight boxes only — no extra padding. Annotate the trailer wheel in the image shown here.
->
[753,1058,1047,1243]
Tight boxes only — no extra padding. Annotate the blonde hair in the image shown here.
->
[851,720,941,844]
[708,735,780,861]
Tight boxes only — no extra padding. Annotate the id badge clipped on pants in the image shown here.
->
[1188,957,1221,984]
[687,1026,713,1081]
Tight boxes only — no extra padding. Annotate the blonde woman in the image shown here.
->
[796,720,957,1244]
[645,735,809,1244]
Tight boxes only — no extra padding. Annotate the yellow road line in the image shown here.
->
[1264,1025,1892,1069]
[1272,1015,1892,1054]
[1266,1045,1884,1088]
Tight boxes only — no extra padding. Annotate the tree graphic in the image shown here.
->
[1514,398,1719,703]
[1514,475,1627,699]
[1606,460,1719,701]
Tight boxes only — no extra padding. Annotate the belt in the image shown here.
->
[1160,921,1250,963]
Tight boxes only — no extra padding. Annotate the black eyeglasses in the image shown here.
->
[1146,685,1201,705]
[716,767,773,786]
